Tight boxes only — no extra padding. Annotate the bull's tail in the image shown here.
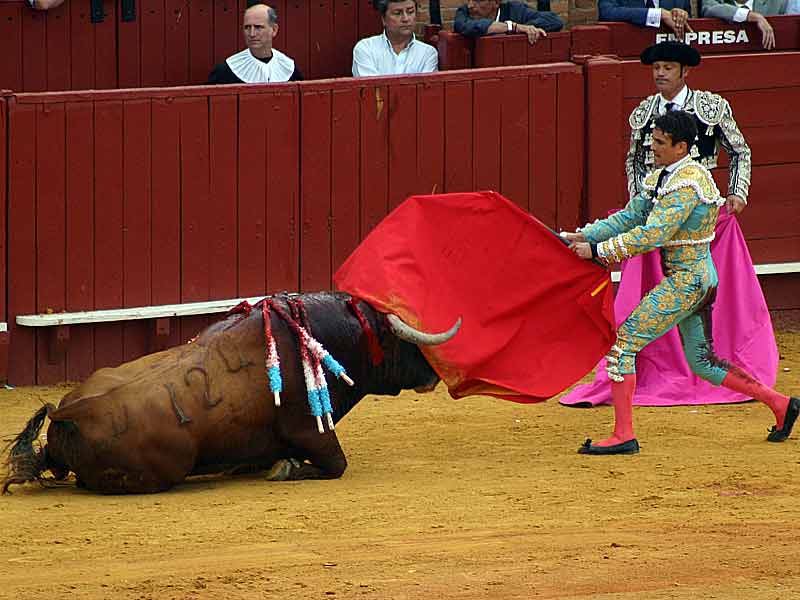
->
[2,403,57,494]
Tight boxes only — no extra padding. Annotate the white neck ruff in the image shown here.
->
[226,48,295,83]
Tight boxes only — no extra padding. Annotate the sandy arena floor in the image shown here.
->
[0,329,798,600]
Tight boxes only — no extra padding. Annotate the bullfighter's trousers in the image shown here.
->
[606,256,729,386]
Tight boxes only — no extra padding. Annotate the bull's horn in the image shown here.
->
[386,314,461,346]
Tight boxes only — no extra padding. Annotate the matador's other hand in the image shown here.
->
[560,231,586,243]
[570,242,593,260]
[726,194,746,214]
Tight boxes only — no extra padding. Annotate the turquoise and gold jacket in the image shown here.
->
[580,156,724,277]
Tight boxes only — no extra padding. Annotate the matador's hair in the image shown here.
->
[654,110,698,150]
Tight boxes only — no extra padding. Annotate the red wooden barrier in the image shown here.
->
[5,63,583,385]
[437,31,571,70]
[572,15,800,61]
[584,52,800,273]
[0,0,381,92]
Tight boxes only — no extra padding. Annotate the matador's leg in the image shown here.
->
[678,291,799,442]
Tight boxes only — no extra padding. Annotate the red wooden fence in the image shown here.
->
[437,31,571,71]
[0,0,381,92]
[585,51,800,277]
[5,63,584,384]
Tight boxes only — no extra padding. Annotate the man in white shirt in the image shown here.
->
[702,0,785,49]
[208,4,303,85]
[352,0,438,77]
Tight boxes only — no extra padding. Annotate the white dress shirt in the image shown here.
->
[733,0,754,22]
[658,85,689,114]
[352,32,438,77]
[646,0,663,27]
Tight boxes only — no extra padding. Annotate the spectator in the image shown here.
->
[352,1,438,77]
[208,4,303,85]
[454,0,563,46]
[702,1,786,49]
[27,0,65,9]
[599,0,693,40]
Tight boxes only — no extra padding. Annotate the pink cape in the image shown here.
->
[560,211,779,406]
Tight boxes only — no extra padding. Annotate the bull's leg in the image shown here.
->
[265,432,347,481]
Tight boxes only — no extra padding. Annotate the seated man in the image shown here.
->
[454,0,563,46]
[599,0,693,39]
[208,4,303,85]
[352,0,438,77]
[702,0,785,49]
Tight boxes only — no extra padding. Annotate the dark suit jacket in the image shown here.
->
[454,1,564,37]
[599,0,693,26]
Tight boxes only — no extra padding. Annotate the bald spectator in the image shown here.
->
[208,4,303,85]
[27,0,65,9]
[352,0,438,77]
[702,1,787,49]
[454,0,563,45]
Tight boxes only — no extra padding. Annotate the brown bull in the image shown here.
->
[2,292,459,494]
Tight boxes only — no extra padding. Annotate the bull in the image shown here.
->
[2,292,460,494]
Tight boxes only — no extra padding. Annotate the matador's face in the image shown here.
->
[652,61,688,99]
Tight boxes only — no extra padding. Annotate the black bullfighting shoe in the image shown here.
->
[767,397,800,443]
[577,438,640,455]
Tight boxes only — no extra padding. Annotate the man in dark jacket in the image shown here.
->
[599,0,693,39]
[454,1,563,45]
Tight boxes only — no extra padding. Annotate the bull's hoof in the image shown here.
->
[264,458,301,481]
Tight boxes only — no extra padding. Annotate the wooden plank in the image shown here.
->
[416,80,445,196]
[213,0,240,66]
[0,3,22,91]
[179,97,211,303]
[300,90,332,291]
[334,0,358,79]
[331,87,361,275]
[443,80,473,192]
[189,0,214,85]
[285,1,310,80]
[35,102,67,383]
[357,0,380,40]
[501,38,527,66]
[266,91,300,292]
[0,97,7,324]
[500,75,529,209]
[141,0,166,87]
[122,99,152,362]
[472,78,502,193]
[529,72,558,226]
[310,0,336,79]
[759,272,800,311]
[8,102,38,384]
[21,10,47,91]
[93,100,125,370]
[70,0,96,90]
[359,84,389,238]
[237,93,268,296]
[118,0,142,88]
[555,69,585,232]
[387,83,418,211]
[473,37,505,68]
[209,95,239,300]
[737,164,800,241]
[585,59,625,224]
[165,0,190,85]
[65,101,95,381]
[45,2,71,91]
[94,0,118,88]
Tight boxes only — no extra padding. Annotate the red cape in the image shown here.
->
[334,192,616,403]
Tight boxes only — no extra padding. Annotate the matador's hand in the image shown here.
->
[570,242,593,260]
[726,194,746,214]
[560,231,586,243]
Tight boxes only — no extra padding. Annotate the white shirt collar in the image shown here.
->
[382,30,415,54]
[659,85,689,112]
[495,8,501,22]
[664,153,693,173]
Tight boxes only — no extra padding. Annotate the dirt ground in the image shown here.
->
[1,327,799,600]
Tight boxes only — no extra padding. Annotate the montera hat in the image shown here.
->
[640,41,701,66]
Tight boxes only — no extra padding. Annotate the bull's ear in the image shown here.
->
[386,314,461,346]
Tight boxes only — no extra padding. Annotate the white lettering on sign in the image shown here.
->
[654,30,750,45]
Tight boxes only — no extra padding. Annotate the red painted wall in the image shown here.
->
[5,64,583,384]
